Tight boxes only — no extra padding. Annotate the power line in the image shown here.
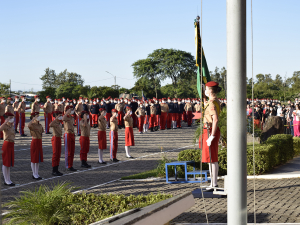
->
[11,81,41,86]
[85,77,113,84]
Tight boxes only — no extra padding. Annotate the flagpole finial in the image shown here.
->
[196,16,200,22]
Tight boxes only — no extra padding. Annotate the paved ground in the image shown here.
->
[1,117,196,204]
[2,118,300,224]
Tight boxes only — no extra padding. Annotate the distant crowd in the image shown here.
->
[246,98,300,136]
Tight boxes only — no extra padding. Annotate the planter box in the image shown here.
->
[90,191,194,225]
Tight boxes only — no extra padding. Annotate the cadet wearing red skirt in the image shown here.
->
[124,107,134,158]
[200,81,221,190]
[135,103,145,134]
[79,111,91,168]
[0,112,16,186]
[62,107,77,171]
[49,111,63,176]
[28,113,44,180]
[98,108,107,164]
[110,109,119,162]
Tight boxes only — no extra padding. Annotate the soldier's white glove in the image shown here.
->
[206,135,215,147]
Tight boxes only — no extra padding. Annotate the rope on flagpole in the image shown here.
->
[251,0,257,223]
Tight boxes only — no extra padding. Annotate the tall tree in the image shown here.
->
[0,82,10,96]
[132,58,161,98]
[148,48,196,98]
[40,68,57,89]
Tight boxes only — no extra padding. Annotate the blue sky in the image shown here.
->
[0,0,299,92]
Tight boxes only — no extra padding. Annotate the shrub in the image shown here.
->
[4,182,172,225]
[293,137,300,156]
[3,182,80,225]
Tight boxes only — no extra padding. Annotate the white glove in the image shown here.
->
[206,135,215,147]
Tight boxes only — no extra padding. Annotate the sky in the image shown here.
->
[0,0,299,92]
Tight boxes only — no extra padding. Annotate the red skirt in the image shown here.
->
[125,127,135,146]
[98,130,107,149]
[200,127,220,163]
[2,141,14,167]
[30,138,43,163]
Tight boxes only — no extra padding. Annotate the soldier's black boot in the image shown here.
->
[52,166,63,176]
[81,160,91,168]
[150,127,154,132]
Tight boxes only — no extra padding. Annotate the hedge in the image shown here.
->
[178,134,299,176]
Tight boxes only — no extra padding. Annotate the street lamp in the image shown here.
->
[105,71,117,89]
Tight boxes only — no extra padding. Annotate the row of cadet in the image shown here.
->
[0,95,203,139]
[0,106,137,186]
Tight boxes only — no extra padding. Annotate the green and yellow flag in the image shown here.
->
[195,18,211,98]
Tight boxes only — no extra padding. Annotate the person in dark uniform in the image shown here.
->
[144,101,150,132]
[172,98,179,129]
[177,98,183,128]
[90,100,99,128]
[131,98,138,128]
[154,98,161,131]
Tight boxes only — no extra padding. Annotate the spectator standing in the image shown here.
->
[287,105,294,136]
[293,105,300,137]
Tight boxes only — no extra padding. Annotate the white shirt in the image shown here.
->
[277,107,282,117]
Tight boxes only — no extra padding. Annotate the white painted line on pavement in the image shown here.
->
[72,179,121,194]
[1,144,194,192]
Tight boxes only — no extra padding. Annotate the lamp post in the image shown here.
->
[105,71,117,89]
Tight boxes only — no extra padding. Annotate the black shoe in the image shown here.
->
[150,127,154,132]
[32,175,42,180]
[0,138,3,140]
[112,158,119,162]
[118,125,121,129]
[81,164,91,168]
[15,129,19,133]
[21,134,27,136]
[45,132,52,134]
[67,167,77,171]
[126,156,134,159]
[77,134,81,136]
[167,128,171,130]
[4,182,15,186]
[154,126,159,131]
[188,125,191,127]
[52,171,63,176]
[98,161,107,164]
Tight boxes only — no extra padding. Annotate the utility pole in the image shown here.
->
[9,79,11,96]
[227,0,247,224]
[105,71,117,89]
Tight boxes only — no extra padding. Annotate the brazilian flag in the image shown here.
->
[195,18,211,98]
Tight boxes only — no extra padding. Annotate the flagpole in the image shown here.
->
[226,0,247,224]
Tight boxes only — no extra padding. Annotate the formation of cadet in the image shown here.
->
[0,94,209,186]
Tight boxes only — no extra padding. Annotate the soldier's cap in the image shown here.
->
[205,81,219,87]
[178,98,181,101]
[34,95,39,98]
[111,109,117,113]
[73,98,76,100]
[57,99,61,101]
[90,99,92,101]
[54,99,57,101]
[167,97,171,99]
[79,97,83,99]
[5,112,14,117]
[159,99,162,101]
[20,96,25,98]
[1,97,5,99]
[255,105,258,107]
[7,97,12,100]
[67,98,70,100]
[15,96,19,98]
[62,97,65,98]
[126,106,132,110]
[53,111,62,114]
[31,112,39,116]
[99,108,106,111]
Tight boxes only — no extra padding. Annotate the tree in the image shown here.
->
[131,77,161,98]
[132,58,161,98]
[40,68,57,89]
[147,48,196,98]
[0,82,10,96]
